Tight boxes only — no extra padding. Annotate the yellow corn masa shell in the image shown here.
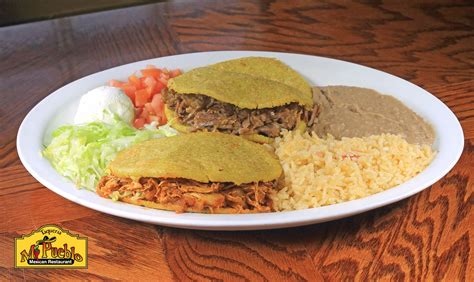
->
[108,132,282,184]
[295,119,307,132]
[119,197,265,214]
[164,105,191,133]
[168,67,313,109]
[241,133,273,144]
[209,57,312,98]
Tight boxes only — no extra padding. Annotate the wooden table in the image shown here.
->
[1,0,472,280]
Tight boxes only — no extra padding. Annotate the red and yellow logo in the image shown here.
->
[15,224,87,268]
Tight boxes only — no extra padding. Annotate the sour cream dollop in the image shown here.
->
[74,86,134,125]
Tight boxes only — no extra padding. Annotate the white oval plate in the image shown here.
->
[17,51,464,230]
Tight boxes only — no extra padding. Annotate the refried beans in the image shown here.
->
[311,86,435,145]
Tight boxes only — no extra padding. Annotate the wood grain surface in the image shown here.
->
[1,0,473,280]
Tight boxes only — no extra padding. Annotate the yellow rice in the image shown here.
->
[272,131,435,211]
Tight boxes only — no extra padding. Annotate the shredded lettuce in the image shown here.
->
[42,120,177,191]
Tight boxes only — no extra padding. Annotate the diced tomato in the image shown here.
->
[109,80,125,88]
[146,115,159,124]
[169,69,182,78]
[135,107,143,117]
[150,94,166,124]
[135,89,149,107]
[121,84,136,101]
[144,102,154,114]
[141,68,162,78]
[139,108,149,119]
[154,81,164,93]
[160,114,167,124]
[151,94,165,120]
[128,74,142,88]
[109,65,180,128]
[139,76,147,86]
[143,77,157,95]
[145,86,154,96]
[160,72,170,80]
[158,77,168,86]
[143,76,157,87]
[133,118,146,129]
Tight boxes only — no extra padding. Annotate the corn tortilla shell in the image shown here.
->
[119,197,265,214]
[168,67,313,109]
[209,57,312,98]
[164,105,192,133]
[108,132,282,184]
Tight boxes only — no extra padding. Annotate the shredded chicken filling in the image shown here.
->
[97,176,276,213]
[164,91,317,138]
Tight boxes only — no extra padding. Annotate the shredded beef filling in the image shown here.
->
[164,91,315,138]
[97,176,276,213]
